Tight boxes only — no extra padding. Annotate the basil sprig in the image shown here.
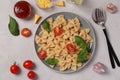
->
[8,16,20,36]
[46,58,58,65]
[43,20,51,32]
[75,36,88,62]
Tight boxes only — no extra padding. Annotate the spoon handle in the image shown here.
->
[103,29,120,68]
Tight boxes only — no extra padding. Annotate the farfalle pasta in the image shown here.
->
[35,15,93,71]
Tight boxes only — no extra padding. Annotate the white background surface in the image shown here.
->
[0,0,120,80]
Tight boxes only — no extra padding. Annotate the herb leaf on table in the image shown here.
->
[8,16,20,36]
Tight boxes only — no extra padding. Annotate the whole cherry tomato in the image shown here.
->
[10,63,20,74]
[38,50,47,59]
[54,26,63,36]
[66,43,76,53]
[23,60,34,69]
[21,28,31,37]
[27,71,36,79]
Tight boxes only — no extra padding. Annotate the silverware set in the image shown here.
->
[92,8,120,68]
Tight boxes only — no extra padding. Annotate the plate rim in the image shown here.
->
[34,11,96,73]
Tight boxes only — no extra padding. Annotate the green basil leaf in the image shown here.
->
[75,36,89,62]
[46,58,58,65]
[77,48,88,62]
[75,36,86,49]
[8,16,19,36]
[43,20,50,32]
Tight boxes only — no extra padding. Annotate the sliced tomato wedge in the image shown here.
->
[38,50,47,59]
[66,43,76,53]
[21,28,31,37]
[54,26,63,36]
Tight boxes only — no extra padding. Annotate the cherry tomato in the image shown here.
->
[54,26,63,36]
[23,60,34,69]
[38,50,47,59]
[27,71,36,79]
[66,43,76,53]
[10,63,20,74]
[21,28,31,37]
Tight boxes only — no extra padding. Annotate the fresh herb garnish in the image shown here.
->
[8,16,20,36]
[77,48,88,62]
[75,36,87,49]
[46,58,58,65]
[43,20,51,32]
[75,36,88,62]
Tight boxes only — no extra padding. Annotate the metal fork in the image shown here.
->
[92,8,120,68]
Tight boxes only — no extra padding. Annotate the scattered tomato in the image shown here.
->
[54,26,63,36]
[10,63,20,74]
[27,71,36,79]
[38,50,47,59]
[23,60,34,69]
[21,28,31,37]
[66,43,76,53]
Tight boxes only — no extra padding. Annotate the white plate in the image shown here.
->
[34,12,96,73]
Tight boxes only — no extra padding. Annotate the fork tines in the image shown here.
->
[95,8,105,22]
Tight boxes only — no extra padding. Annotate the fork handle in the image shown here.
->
[103,29,120,68]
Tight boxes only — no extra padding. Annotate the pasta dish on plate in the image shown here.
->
[35,14,93,72]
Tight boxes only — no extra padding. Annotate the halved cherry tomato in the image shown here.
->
[21,28,31,37]
[66,43,76,53]
[38,50,47,59]
[27,71,36,79]
[10,63,20,74]
[23,60,34,69]
[54,26,63,36]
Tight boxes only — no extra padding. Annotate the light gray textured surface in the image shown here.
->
[0,0,120,80]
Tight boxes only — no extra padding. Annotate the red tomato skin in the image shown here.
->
[54,26,63,36]
[21,28,31,37]
[23,60,34,69]
[10,64,20,74]
[66,43,76,53]
[27,71,36,79]
[38,50,47,60]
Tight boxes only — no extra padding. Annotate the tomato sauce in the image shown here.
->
[14,1,31,18]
